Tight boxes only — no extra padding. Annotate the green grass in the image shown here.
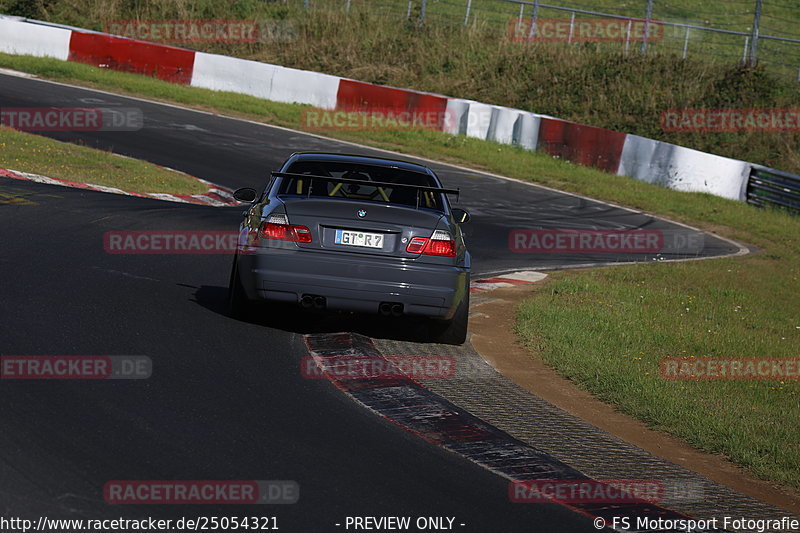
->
[515,256,800,489]
[376,0,798,68]
[360,0,799,78]
[2,52,800,492]
[0,126,207,194]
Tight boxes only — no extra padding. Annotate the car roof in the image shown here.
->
[287,152,435,176]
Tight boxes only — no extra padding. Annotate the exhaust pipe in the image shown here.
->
[379,302,403,316]
[300,295,314,308]
[313,296,326,309]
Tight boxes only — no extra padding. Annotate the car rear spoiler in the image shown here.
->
[271,171,460,201]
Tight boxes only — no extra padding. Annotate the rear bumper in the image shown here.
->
[237,249,469,318]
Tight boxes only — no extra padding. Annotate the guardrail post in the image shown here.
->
[625,19,632,53]
[464,0,472,26]
[420,0,427,20]
[682,26,690,58]
[568,12,575,43]
[527,0,540,39]
[749,0,762,66]
[641,0,654,55]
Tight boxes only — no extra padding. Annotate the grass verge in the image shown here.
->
[1,53,799,492]
[516,258,800,490]
[0,125,207,194]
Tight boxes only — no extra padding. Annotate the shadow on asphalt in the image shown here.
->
[192,285,443,344]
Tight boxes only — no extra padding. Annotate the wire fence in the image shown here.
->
[290,0,800,81]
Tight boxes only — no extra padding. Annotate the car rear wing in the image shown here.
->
[272,171,460,200]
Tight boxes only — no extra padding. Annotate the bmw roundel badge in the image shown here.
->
[357,209,367,218]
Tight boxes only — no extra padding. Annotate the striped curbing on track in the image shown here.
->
[470,271,548,293]
[0,167,237,206]
[303,332,729,533]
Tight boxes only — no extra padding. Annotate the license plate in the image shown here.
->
[334,229,383,249]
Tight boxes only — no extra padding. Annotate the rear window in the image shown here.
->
[277,161,445,211]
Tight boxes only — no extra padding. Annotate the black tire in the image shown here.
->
[431,291,469,345]
[227,258,251,319]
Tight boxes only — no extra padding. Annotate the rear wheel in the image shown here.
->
[431,291,469,345]
[228,257,251,319]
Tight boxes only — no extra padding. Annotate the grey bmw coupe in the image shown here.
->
[228,152,471,344]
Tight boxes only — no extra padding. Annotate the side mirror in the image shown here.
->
[452,208,470,224]
[233,188,257,203]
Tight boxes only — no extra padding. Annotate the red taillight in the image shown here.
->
[406,237,428,254]
[259,223,312,242]
[291,226,312,243]
[405,231,456,257]
[424,238,456,256]
[259,213,312,243]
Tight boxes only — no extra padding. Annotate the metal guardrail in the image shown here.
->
[746,165,800,214]
[507,0,800,63]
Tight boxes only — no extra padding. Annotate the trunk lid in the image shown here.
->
[280,197,444,257]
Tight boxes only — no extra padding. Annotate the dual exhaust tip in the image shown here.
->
[379,302,404,317]
[300,294,326,310]
[300,295,404,316]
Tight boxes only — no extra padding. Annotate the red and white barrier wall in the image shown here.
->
[618,134,750,200]
[191,52,340,109]
[0,17,71,60]
[0,15,755,201]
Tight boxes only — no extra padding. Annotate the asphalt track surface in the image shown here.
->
[0,73,743,532]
